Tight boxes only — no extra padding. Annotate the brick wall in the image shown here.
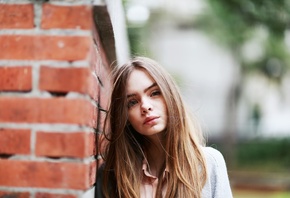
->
[0,1,118,197]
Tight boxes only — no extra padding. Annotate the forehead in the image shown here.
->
[126,69,155,93]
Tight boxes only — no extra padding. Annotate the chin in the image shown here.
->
[148,127,166,135]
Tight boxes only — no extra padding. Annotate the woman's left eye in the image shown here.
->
[151,90,161,97]
[128,99,138,108]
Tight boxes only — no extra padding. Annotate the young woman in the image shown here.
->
[96,57,233,198]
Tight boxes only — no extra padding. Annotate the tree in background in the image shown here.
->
[196,0,290,165]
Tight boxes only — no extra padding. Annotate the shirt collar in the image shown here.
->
[142,159,169,180]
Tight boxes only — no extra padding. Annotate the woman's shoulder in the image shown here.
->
[201,146,226,167]
[201,146,233,198]
[201,147,229,188]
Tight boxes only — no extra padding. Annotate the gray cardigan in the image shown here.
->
[95,147,233,198]
[201,147,233,197]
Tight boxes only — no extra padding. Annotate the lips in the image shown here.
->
[143,116,159,125]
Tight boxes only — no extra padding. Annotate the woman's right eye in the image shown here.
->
[128,99,138,108]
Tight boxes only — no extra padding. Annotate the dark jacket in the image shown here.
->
[95,164,104,198]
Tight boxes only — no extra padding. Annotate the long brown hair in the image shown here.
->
[101,57,207,197]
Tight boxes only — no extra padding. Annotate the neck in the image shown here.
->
[144,134,166,177]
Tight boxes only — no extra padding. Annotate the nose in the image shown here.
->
[141,99,153,114]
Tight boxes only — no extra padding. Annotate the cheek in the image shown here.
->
[160,100,168,115]
[128,117,140,132]
[127,108,138,125]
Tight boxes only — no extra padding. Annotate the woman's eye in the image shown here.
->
[128,99,138,108]
[151,90,161,97]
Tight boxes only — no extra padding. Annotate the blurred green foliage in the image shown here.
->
[197,1,290,165]
[236,138,290,171]
[127,26,143,55]
[127,25,152,56]
[196,0,290,82]
[234,190,290,198]
[122,0,152,56]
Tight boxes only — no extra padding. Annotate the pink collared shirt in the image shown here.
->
[140,162,169,198]
[95,147,233,198]
[138,147,233,198]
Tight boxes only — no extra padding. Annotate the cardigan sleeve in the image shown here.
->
[201,147,233,198]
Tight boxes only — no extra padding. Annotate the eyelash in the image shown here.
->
[127,89,162,108]
[150,90,161,97]
[128,99,138,108]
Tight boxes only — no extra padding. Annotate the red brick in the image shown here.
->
[90,26,112,97]
[96,133,106,168]
[35,192,76,198]
[88,43,101,101]
[97,133,107,155]
[88,132,96,157]
[96,62,112,111]
[0,66,32,91]
[0,97,96,127]
[0,4,34,29]
[90,31,103,72]
[99,85,111,112]
[92,25,109,68]
[0,129,30,155]
[92,25,101,50]
[0,35,91,61]
[89,42,98,71]
[41,4,92,30]
[89,160,97,186]
[97,157,104,169]
[0,191,30,198]
[36,131,94,158]
[98,45,110,69]
[91,104,98,128]
[0,159,92,189]
[39,66,90,93]
[97,109,107,132]
[88,73,100,101]
[97,62,112,88]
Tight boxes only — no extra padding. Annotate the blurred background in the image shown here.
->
[122,0,290,197]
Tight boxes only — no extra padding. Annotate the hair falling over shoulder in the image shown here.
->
[100,57,207,198]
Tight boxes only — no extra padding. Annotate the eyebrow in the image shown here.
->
[127,82,158,98]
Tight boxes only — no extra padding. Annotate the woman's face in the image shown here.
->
[126,69,168,137]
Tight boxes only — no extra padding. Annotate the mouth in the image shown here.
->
[143,116,159,125]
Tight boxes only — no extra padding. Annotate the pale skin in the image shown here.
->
[126,68,168,177]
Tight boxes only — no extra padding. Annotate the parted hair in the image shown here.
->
[101,57,207,198]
